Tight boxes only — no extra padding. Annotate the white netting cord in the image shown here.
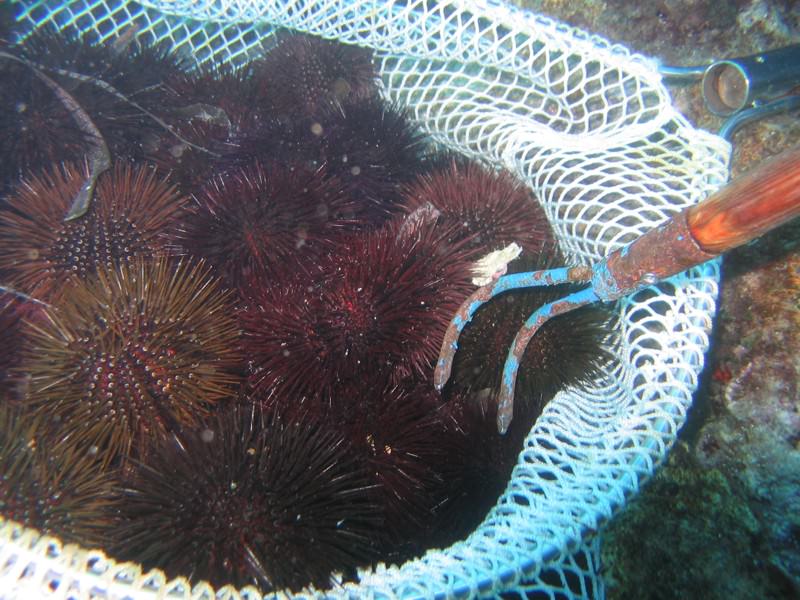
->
[482,536,604,600]
[137,0,671,145]
[521,127,729,261]
[6,1,732,598]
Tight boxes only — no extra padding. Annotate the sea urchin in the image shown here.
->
[240,217,477,406]
[179,160,358,290]
[0,404,118,549]
[18,256,242,466]
[111,404,380,591]
[402,158,556,256]
[0,162,188,300]
[253,32,377,117]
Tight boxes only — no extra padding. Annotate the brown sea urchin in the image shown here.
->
[0,162,188,300]
[18,256,242,466]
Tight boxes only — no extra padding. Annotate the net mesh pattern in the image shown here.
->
[3,1,731,598]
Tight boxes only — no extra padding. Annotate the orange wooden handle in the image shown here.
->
[687,145,800,254]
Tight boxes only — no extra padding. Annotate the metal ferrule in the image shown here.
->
[702,43,800,116]
[591,213,716,302]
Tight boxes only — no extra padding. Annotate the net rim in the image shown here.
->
[2,1,731,598]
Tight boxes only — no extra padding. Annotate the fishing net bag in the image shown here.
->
[1,0,731,598]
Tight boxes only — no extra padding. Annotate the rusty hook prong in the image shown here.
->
[437,145,800,435]
[434,265,593,391]
[496,285,599,434]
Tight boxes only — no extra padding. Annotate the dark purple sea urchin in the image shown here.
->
[18,257,242,466]
[147,64,268,192]
[425,388,521,547]
[314,96,429,220]
[179,161,360,290]
[429,249,612,546]
[253,32,377,117]
[0,25,187,195]
[239,95,429,228]
[0,26,107,190]
[402,158,556,256]
[239,217,478,407]
[14,25,187,164]
[0,63,87,192]
[111,404,380,591]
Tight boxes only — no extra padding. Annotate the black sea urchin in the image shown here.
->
[0,162,188,300]
[16,25,187,163]
[431,270,613,546]
[239,95,428,227]
[19,257,242,466]
[403,159,556,256]
[446,265,612,420]
[0,26,186,192]
[179,161,359,290]
[0,404,118,548]
[147,64,268,192]
[339,379,452,558]
[426,388,521,548]
[240,218,477,406]
[432,345,601,548]
[314,96,429,220]
[254,32,377,117]
[213,71,428,229]
[111,404,380,592]
[432,253,613,546]
[0,57,88,192]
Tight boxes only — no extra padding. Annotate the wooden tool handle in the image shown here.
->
[687,145,800,254]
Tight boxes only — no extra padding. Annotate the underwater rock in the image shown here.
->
[601,443,791,600]
[694,217,800,591]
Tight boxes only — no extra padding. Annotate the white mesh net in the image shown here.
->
[2,1,731,598]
